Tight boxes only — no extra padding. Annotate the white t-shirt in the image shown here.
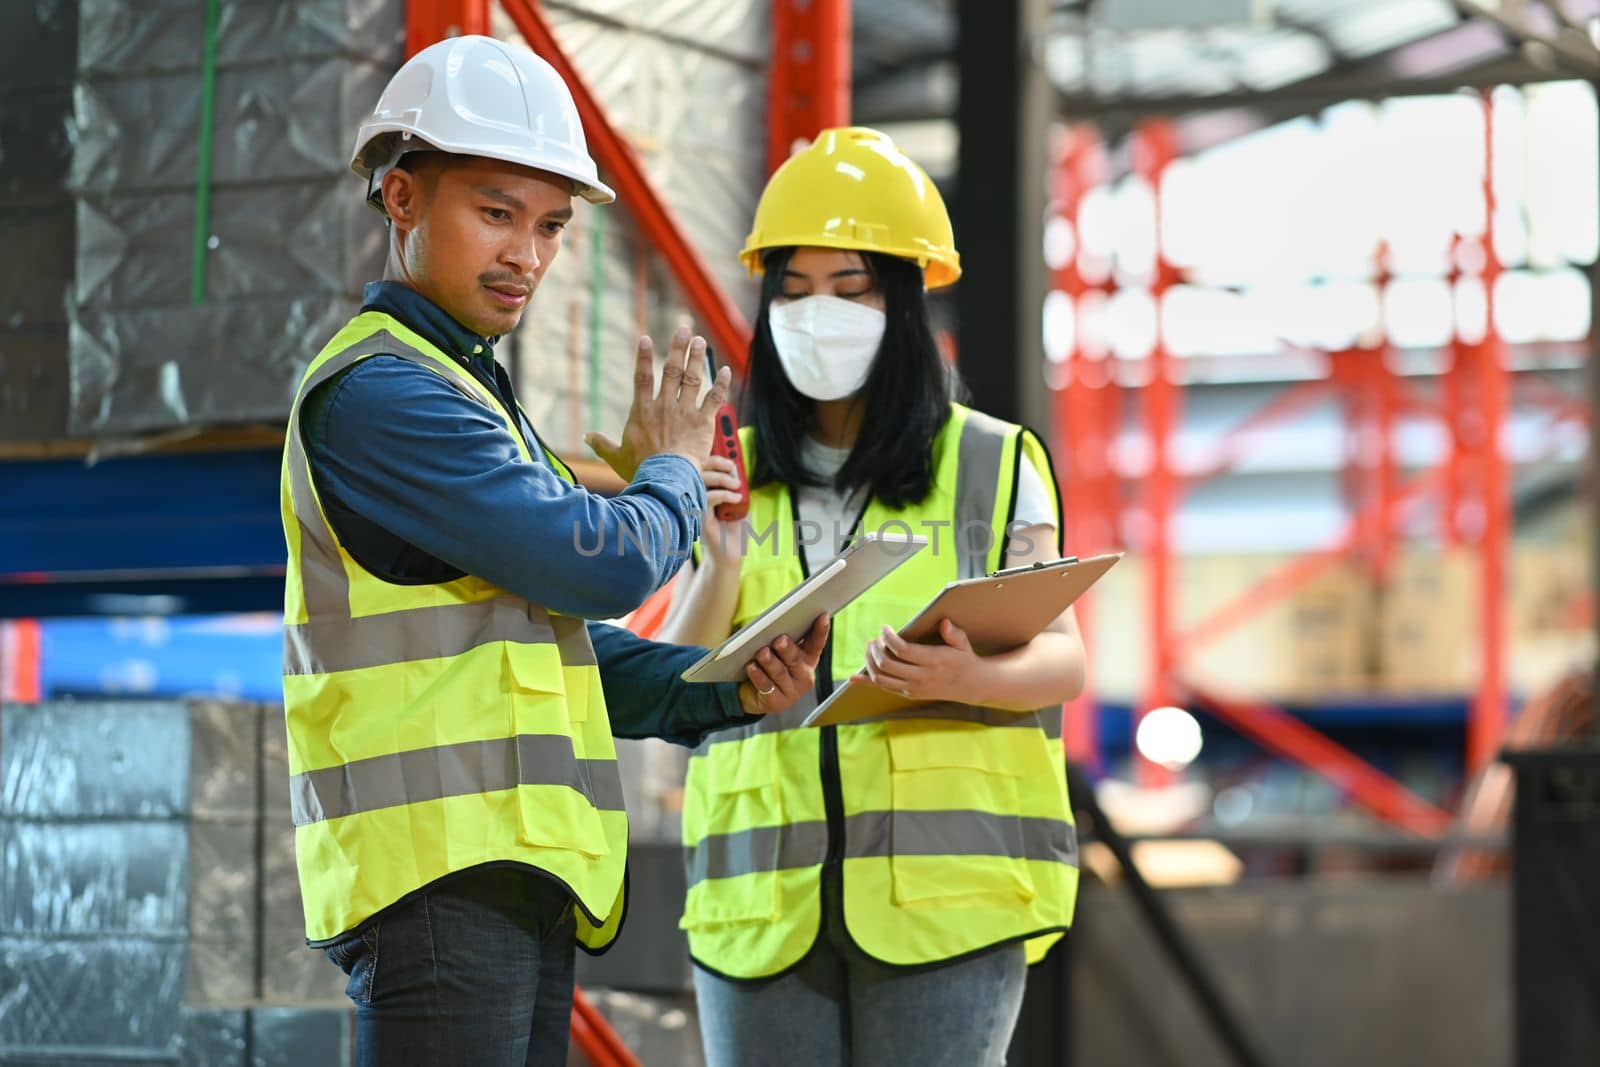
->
[794,435,1056,572]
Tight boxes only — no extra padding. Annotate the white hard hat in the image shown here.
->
[350,34,616,209]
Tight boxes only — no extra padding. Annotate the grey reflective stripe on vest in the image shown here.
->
[690,699,1055,759]
[690,692,819,756]
[285,596,558,675]
[952,409,1014,581]
[848,809,1076,867]
[684,810,1077,887]
[289,733,626,828]
[685,820,829,887]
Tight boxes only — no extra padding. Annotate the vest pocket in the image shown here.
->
[681,743,784,927]
[884,722,1038,908]
[504,647,610,859]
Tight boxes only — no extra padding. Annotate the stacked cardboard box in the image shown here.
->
[1092,553,1377,702]
[65,0,403,437]
[1375,548,1477,694]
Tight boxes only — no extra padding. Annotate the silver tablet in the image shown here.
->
[679,532,929,684]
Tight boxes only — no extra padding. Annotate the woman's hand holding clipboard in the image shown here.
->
[802,553,1123,728]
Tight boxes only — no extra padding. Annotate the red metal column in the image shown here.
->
[1134,120,1181,785]
[1469,90,1510,772]
[1049,123,1112,768]
[498,0,754,368]
[768,0,852,174]
[407,0,489,56]
[1330,342,1401,581]
[1374,344,1400,580]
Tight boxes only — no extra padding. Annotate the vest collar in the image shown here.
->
[362,280,498,376]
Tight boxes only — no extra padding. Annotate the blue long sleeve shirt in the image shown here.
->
[300,281,754,747]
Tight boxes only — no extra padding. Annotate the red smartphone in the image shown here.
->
[706,347,749,523]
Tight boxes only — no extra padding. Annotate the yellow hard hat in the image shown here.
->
[740,126,961,289]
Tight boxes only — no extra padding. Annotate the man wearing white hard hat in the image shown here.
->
[277,35,829,1064]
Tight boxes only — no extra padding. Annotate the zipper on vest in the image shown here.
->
[818,643,846,867]
[792,486,865,870]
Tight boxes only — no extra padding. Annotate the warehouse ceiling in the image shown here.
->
[853,0,1600,160]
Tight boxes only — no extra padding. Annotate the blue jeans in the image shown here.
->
[694,875,1028,1067]
[324,865,577,1067]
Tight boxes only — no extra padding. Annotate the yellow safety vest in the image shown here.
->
[280,310,627,950]
[680,404,1078,978]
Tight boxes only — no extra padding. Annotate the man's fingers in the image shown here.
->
[706,489,741,510]
[585,432,619,463]
[677,337,707,402]
[699,364,732,413]
[660,326,691,397]
[631,337,656,405]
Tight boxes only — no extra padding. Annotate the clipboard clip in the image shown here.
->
[988,556,1078,580]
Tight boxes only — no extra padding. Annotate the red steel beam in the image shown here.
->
[768,0,852,175]
[497,0,754,369]
[1175,463,1450,656]
[1469,90,1510,773]
[1179,377,1330,496]
[571,987,643,1067]
[624,579,676,640]
[1373,346,1400,580]
[1190,685,1453,837]
[406,0,489,57]
[1517,372,1591,426]
[1049,123,1110,769]
[1135,120,1181,786]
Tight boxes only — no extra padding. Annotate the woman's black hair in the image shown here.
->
[743,247,954,509]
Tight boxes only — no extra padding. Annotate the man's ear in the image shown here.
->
[381,168,421,231]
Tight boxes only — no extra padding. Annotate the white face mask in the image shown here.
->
[767,295,887,401]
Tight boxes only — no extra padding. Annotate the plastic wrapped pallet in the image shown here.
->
[70,61,396,194]
[0,700,194,1057]
[69,295,361,435]
[0,696,362,1061]
[494,0,766,453]
[0,0,80,94]
[0,328,73,442]
[75,182,381,310]
[64,0,402,438]
[77,0,403,75]
[0,0,79,442]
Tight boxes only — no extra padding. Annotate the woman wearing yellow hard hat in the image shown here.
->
[658,127,1086,1066]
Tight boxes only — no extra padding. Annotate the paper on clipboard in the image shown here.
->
[679,532,929,684]
[802,552,1122,727]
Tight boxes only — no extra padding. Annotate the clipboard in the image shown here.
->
[679,532,930,683]
[801,552,1122,727]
